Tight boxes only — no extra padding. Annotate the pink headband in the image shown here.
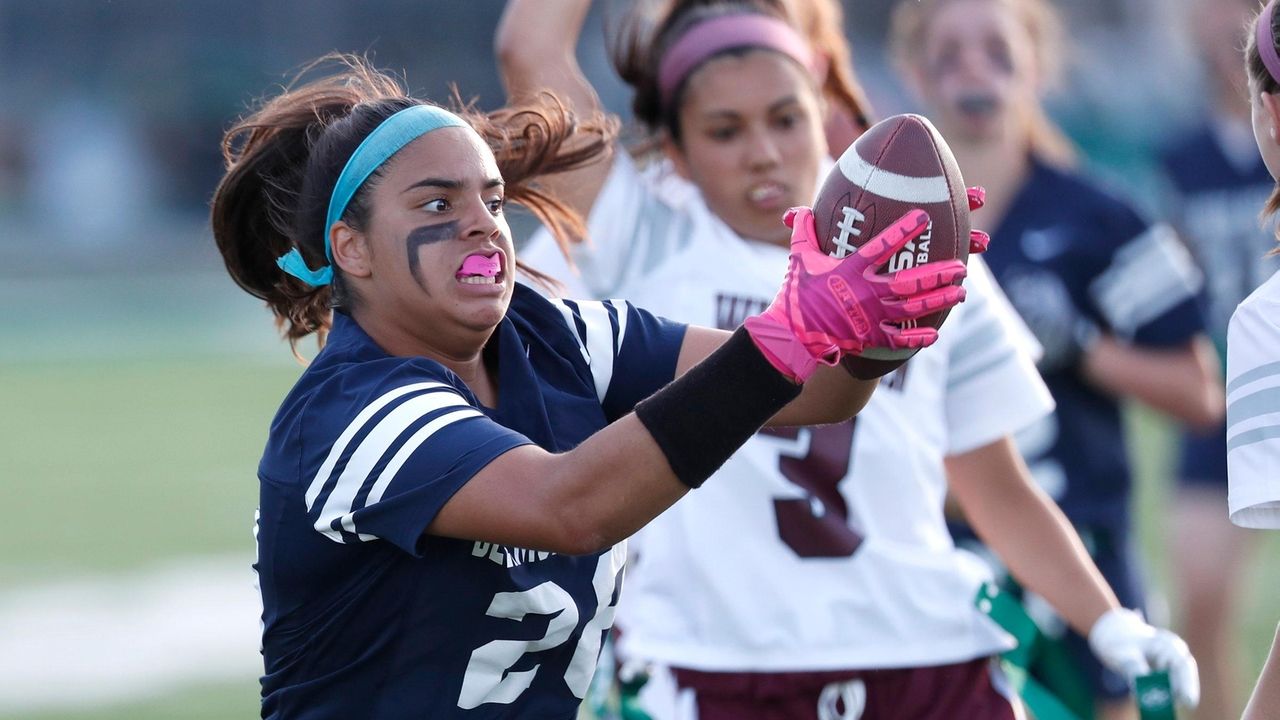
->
[657,13,815,110]
[1259,0,1280,85]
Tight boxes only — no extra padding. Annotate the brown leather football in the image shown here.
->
[812,113,971,379]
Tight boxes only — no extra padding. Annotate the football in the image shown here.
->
[812,113,971,379]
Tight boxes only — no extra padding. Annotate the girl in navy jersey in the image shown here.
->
[499,0,1199,718]
[1230,3,1280,716]
[891,1,1223,719]
[209,54,965,719]
[1158,2,1276,717]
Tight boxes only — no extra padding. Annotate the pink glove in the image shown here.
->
[744,207,968,383]
[967,186,991,254]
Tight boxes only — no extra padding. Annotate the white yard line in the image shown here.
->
[0,555,261,715]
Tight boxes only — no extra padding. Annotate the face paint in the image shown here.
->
[405,221,460,286]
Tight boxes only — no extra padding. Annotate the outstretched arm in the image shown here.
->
[673,326,876,427]
[429,208,965,556]
[496,0,613,220]
[430,330,871,557]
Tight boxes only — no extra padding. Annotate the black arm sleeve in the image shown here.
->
[633,327,803,489]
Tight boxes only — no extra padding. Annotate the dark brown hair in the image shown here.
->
[610,0,840,145]
[1246,4,1280,242]
[210,54,617,356]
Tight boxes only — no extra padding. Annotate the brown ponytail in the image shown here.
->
[781,0,874,142]
[210,54,616,357]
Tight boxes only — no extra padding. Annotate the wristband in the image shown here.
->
[634,328,803,488]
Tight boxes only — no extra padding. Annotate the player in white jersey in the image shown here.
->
[551,154,1048,671]
[1232,6,1280,716]
[497,1,1199,716]
[1228,270,1280,529]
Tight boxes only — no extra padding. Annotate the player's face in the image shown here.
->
[667,50,826,246]
[914,0,1039,145]
[1250,83,1280,182]
[358,126,515,350]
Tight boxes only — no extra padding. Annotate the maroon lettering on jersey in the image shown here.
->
[761,421,862,558]
[715,293,770,331]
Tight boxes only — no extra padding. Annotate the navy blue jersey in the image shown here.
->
[1160,123,1276,485]
[1160,121,1278,354]
[982,157,1207,526]
[254,284,685,719]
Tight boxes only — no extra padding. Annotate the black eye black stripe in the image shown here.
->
[405,221,460,286]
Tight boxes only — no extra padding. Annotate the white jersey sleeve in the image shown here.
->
[1226,269,1280,529]
[517,153,694,299]
[946,256,1055,454]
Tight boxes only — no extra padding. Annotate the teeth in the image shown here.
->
[458,275,498,285]
[750,184,782,202]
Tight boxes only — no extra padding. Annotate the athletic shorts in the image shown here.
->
[632,656,1024,720]
[1176,420,1228,488]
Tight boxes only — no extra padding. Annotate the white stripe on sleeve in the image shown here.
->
[550,299,629,404]
[612,300,630,357]
[1226,283,1280,528]
[577,301,618,403]
[304,381,450,511]
[362,407,484,509]
[945,259,1054,452]
[1089,224,1203,337]
[311,386,474,542]
[550,300,592,365]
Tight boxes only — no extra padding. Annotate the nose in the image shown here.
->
[744,124,782,171]
[462,197,501,243]
[955,41,1005,83]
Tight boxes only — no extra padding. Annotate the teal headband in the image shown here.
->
[276,104,470,287]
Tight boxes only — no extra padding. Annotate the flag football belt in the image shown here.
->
[975,582,1177,720]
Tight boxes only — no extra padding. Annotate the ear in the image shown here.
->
[330,222,372,279]
[1262,91,1280,145]
[661,134,692,180]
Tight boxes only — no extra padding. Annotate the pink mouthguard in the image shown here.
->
[459,254,501,277]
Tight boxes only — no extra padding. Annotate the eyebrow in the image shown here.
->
[700,95,802,121]
[402,177,505,194]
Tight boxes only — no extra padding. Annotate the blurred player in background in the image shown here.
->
[1157,1,1275,717]
[891,1,1223,718]
[499,0,1199,717]
[1231,3,1280,716]
[775,0,873,155]
[208,52,960,718]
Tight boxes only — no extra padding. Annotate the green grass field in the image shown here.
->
[2,356,297,720]
[3,358,299,581]
[2,278,1276,719]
